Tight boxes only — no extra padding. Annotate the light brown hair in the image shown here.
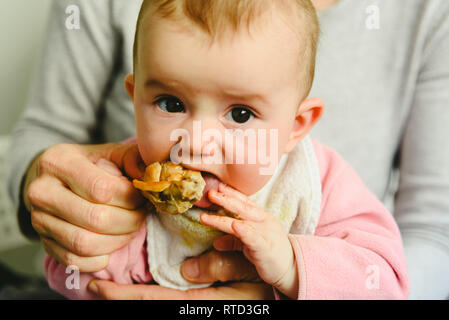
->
[133,0,320,98]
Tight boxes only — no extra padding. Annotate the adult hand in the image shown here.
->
[24,142,147,272]
[88,250,275,300]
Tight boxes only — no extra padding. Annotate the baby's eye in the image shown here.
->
[225,107,254,124]
[154,96,185,113]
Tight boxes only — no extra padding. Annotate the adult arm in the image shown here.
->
[394,2,449,299]
[6,0,119,238]
[5,0,148,273]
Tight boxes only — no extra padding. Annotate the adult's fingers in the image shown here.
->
[223,282,275,300]
[88,281,194,300]
[88,280,274,300]
[41,237,109,272]
[95,158,123,177]
[31,210,138,257]
[180,250,260,284]
[36,144,143,210]
[213,234,244,251]
[85,142,146,180]
[112,143,146,180]
[29,175,145,235]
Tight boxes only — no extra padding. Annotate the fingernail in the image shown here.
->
[88,281,98,294]
[209,190,220,197]
[182,259,200,279]
[219,182,227,190]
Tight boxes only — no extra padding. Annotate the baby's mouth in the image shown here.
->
[193,172,221,210]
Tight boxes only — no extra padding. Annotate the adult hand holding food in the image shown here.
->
[23,142,146,272]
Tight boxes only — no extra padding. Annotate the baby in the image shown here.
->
[45,0,409,299]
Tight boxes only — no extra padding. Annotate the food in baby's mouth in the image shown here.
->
[133,161,206,215]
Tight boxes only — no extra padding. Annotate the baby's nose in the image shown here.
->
[188,119,223,159]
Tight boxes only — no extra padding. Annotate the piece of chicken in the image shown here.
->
[133,161,206,215]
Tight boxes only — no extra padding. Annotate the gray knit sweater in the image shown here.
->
[6,0,449,299]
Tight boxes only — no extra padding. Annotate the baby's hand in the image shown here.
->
[201,183,298,298]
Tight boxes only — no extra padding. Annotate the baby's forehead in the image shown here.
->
[136,0,310,51]
[142,18,301,75]
[135,1,317,97]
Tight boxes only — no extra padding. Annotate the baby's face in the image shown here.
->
[127,12,318,204]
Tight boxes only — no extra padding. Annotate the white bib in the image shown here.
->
[145,135,322,290]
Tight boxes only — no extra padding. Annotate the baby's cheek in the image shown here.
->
[227,165,272,196]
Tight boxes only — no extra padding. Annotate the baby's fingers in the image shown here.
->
[217,183,248,202]
[232,221,266,253]
[208,188,264,222]
[200,214,236,235]
[201,214,265,253]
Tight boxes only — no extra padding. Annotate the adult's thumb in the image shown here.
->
[180,250,260,284]
[84,141,145,180]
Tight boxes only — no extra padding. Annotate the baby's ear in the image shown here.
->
[124,74,135,102]
[284,97,324,153]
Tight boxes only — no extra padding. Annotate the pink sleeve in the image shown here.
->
[44,223,152,300]
[275,139,409,299]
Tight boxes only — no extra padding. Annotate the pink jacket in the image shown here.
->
[44,139,410,299]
